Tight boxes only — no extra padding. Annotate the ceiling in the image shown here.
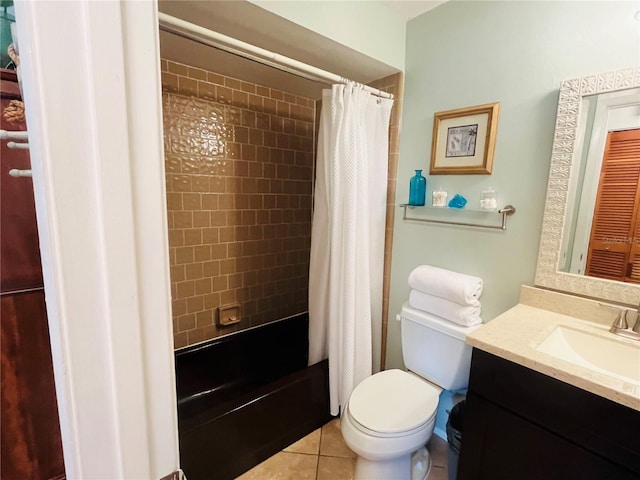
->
[380,0,447,20]
[158,1,445,99]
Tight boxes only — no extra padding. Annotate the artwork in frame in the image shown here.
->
[430,102,500,175]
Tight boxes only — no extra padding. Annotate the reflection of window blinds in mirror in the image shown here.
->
[586,129,640,282]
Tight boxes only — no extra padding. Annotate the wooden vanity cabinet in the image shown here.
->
[1,68,65,480]
[458,349,640,480]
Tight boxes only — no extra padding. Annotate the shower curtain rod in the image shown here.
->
[158,12,394,100]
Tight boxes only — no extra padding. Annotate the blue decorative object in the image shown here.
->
[409,169,426,206]
[448,194,467,209]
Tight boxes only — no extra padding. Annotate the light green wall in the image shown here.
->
[248,0,406,70]
[386,1,640,368]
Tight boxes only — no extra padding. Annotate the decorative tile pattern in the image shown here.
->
[162,59,402,352]
[535,67,640,305]
[161,60,316,347]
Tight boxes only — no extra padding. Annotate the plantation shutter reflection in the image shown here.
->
[586,129,640,282]
[629,209,640,283]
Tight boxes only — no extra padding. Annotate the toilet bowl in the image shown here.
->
[341,369,440,480]
[341,303,479,480]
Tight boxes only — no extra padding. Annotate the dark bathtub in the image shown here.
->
[175,313,331,480]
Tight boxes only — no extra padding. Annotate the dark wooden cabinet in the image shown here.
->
[458,349,640,480]
[0,72,42,292]
[0,68,65,480]
[1,292,65,480]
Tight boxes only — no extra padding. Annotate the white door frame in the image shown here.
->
[13,1,180,478]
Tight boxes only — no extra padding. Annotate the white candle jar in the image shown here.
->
[432,187,448,207]
[480,188,497,210]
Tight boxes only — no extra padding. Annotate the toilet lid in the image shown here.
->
[348,369,440,434]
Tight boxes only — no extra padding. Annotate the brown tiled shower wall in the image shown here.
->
[368,73,403,370]
[161,60,315,348]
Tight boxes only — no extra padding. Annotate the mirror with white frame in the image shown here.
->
[535,67,640,305]
[560,87,640,279]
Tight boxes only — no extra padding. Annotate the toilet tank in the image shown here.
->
[400,303,480,391]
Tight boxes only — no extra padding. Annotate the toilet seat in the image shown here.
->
[347,369,440,438]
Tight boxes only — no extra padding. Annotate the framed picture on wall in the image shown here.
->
[430,102,500,175]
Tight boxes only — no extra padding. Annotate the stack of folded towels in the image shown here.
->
[408,265,483,327]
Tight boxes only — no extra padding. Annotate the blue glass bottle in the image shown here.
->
[409,169,426,206]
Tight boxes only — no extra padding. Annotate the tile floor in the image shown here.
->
[236,418,450,480]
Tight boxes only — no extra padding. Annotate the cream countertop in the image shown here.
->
[466,303,640,412]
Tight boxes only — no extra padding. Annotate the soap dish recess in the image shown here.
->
[217,303,241,326]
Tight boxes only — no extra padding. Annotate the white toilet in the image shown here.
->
[341,303,480,480]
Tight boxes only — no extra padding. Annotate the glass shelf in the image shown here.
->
[398,204,516,230]
[400,204,500,213]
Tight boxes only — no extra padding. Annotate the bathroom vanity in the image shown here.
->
[459,351,639,479]
[456,66,640,479]
[458,295,640,480]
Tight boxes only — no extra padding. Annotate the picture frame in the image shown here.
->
[429,102,500,175]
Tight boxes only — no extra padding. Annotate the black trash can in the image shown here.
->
[446,399,465,480]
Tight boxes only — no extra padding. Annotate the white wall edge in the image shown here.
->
[14,1,179,478]
[249,0,406,71]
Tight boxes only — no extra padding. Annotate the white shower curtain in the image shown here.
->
[308,83,393,416]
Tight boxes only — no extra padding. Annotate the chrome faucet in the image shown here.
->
[610,305,640,341]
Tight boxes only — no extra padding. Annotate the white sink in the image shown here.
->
[536,325,640,386]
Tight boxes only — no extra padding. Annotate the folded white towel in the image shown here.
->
[408,265,483,306]
[409,290,482,327]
